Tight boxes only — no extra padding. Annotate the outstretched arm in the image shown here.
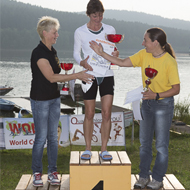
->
[37,58,94,83]
[89,41,133,67]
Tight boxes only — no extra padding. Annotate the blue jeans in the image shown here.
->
[139,97,174,182]
[30,97,60,174]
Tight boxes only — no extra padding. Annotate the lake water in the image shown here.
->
[0,52,190,110]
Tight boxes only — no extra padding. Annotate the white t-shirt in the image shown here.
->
[73,23,116,77]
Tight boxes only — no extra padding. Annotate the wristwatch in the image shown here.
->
[155,93,160,100]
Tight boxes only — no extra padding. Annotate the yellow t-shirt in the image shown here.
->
[130,49,180,93]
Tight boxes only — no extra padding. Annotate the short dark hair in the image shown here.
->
[86,0,104,16]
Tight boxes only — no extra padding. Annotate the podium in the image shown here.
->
[70,151,131,190]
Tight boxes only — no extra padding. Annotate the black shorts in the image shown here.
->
[83,76,114,100]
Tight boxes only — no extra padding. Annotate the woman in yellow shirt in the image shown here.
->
[90,27,180,190]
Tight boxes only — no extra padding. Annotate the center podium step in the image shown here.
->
[70,151,131,190]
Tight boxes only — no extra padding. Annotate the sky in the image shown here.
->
[16,0,190,22]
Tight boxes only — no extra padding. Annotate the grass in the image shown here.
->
[0,123,190,190]
[173,96,190,125]
[1,98,190,189]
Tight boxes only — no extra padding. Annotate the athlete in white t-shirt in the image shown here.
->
[73,0,118,161]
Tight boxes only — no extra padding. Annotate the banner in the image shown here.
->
[58,115,70,147]
[3,115,69,149]
[123,110,133,127]
[70,112,125,146]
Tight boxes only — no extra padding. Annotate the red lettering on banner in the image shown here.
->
[9,123,20,134]
[22,123,31,133]
[9,139,28,145]
[71,117,84,125]
[29,139,34,145]
[8,122,35,135]
[71,117,77,124]
[31,123,35,134]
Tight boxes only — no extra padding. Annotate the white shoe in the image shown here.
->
[48,171,60,186]
[147,178,163,189]
[33,172,43,187]
[134,177,150,189]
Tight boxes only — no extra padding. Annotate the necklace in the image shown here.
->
[153,51,165,58]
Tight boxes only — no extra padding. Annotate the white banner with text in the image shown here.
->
[2,112,128,149]
[70,112,125,146]
[3,115,69,149]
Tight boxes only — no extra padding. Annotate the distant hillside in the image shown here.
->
[79,10,190,31]
[103,10,190,31]
[1,0,190,57]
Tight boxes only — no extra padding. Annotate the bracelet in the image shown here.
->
[155,93,160,100]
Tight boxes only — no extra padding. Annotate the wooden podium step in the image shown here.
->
[131,174,185,190]
[70,151,131,190]
[14,151,185,190]
[15,174,185,190]
[15,174,69,190]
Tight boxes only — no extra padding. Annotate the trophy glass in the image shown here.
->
[60,63,73,93]
[105,34,124,69]
[143,65,158,91]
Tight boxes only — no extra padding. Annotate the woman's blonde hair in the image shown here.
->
[37,16,60,39]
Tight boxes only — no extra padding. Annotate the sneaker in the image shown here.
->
[48,171,60,185]
[147,178,163,189]
[33,172,43,187]
[134,177,150,189]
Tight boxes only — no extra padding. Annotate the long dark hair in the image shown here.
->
[86,0,104,16]
[147,27,176,59]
